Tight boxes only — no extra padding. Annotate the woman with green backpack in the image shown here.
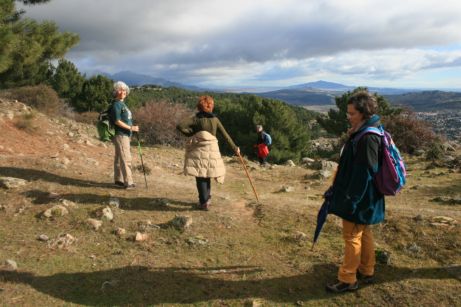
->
[111,81,139,190]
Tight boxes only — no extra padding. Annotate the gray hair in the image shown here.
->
[113,81,130,96]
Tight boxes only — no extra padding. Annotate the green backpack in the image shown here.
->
[97,104,115,142]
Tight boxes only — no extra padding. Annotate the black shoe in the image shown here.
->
[114,181,125,187]
[125,183,136,190]
[357,272,375,284]
[197,200,210,211]
[326,280,359,293]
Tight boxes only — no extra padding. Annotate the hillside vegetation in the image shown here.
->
[0,99,460,306]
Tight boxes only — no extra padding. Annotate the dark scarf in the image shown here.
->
[196,111,215,118]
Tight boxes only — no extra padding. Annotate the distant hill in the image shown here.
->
[257,81,461,112]
[385,90,461,111]
[92,70,203,91]
[289,80,353,91]
[258,89,336,106]
[288,80,419,95]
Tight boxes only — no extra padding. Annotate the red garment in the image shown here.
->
[257,143,269,158]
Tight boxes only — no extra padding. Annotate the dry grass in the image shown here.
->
[0,104,460,306]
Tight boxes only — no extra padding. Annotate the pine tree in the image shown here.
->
[0,0,78,88]
[51,59,84,101]
[74,75,113,112]
[317,87,400,136]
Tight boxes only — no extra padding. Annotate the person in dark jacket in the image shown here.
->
[326,90,384,293]
[177,95,240,210]
[255,125,271,166]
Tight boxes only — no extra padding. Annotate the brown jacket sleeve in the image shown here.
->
[216,118,237,152]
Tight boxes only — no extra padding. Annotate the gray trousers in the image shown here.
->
[113,134,133,185]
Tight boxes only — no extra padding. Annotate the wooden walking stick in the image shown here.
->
[237,152,260,202]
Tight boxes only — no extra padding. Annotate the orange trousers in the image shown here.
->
[338,219,376,284]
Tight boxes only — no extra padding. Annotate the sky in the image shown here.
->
[21,0,461,90]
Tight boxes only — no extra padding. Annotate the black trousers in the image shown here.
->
[196,177,211,205]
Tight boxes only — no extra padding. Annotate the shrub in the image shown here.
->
[133,101,190,146]
[425,141,445,161]
[73,111,99,125]
[14,111,37,133]
[2,85,64,116]
[382,109,437,154]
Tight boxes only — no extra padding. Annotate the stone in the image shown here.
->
[37,234,49,241]
[281,185,294,193]
[301,157,315,164]
[134,232,148,242]
[60,199,77,208]
[48,233,76,249]
[168,215,193,231]
[42,205,69,218]
[0,177,27,189]
[376,250,391,265]
[62,144,70,151]
[3,259,17,271]
[94,206,114,221]
[292,231,308,242]
[101,279,119,291]
[406,243,422,254]
[109,197,120,208]
[285,160,296,167]
[87,218,103,231]
[432,216,457,225]
[186,235,208,246]
[114,227,126,237]
[101,207,114,221]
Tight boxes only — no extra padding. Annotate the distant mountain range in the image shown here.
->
[86,70,203,91]
[85,71,461,112]
[259,80,461,112]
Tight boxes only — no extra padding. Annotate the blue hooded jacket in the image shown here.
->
[328,115,385,225]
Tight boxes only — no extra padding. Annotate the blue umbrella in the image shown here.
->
[311,186,333,250]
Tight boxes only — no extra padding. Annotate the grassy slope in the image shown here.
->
[0,104,460,306]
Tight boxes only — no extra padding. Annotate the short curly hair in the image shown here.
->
[347,90,378,120]
[197,95,214,113]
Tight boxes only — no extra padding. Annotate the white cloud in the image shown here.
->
[20,0,461,88]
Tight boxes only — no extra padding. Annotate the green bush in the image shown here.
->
[425,141,444,161]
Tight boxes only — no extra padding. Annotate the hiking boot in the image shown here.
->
[125,183,136,190]
[200,200,210,211]
[357,272,375,284]
[326,280,359,293]
[114,181,125,188]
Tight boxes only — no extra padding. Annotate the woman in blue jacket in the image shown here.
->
[326,90,384,293]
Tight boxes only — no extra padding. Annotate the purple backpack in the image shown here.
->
[353,126,406,196]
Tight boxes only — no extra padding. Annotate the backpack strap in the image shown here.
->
[351,126,384,155]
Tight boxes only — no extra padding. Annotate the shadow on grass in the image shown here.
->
[23,189,196,212]
[0,264,458,305]
[0,167,113,189]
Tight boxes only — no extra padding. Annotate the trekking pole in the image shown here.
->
[135,133,148,189]
[237,152,260,202]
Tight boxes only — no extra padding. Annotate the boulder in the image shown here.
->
[42,205,69,218]
[87,218,103,231]
[0,177,27,189]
